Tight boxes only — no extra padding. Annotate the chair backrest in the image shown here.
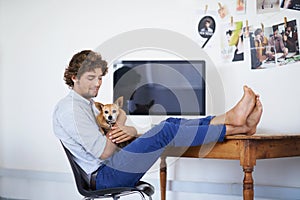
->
[60,142,96,197]
[61,141,154,199]
[61,142,144,198]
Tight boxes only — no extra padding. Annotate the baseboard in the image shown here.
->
[0,168,72,182]
[0,196,25,200]
[168,180,300,200]
[0,197,25,200]
[1,168,300,200]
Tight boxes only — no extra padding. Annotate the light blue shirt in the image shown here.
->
[52,90,106,177]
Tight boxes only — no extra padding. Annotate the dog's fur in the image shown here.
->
[94,96,131,148]
[94,96,124,133]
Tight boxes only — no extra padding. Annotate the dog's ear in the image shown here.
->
[114,96,124,108]
[94,102,104,111]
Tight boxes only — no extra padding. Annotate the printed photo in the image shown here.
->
[198,16,215,38]
[236,0,247,14]
[218,3,229,19]
[198,14,217,48]
[248,20,300,69]
[220,21,244,63]
[257,0,280,14]
[280,0,300,11]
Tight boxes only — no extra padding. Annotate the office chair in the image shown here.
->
[61,142,154,200]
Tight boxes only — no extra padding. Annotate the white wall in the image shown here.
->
[0,0,300,199]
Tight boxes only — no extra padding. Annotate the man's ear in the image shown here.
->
[114,96,124,108]
[72,75,78,83]
[94,102,104,111]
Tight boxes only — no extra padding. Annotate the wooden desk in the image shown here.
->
[160,133,300,200]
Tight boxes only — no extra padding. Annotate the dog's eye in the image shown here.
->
[104,111,109,114]
[112,110,117,113]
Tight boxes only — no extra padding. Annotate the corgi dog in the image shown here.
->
[94,96,124,134]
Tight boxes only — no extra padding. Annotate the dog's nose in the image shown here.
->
[108,116,112,120]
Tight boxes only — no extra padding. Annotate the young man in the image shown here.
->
[200,19,213,33]
[267,27,289,58]
[53,50,263,190]
[254,28,269,62]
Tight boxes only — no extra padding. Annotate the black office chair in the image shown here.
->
[61,142,154,200]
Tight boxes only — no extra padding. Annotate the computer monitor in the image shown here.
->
[113,60,206,116]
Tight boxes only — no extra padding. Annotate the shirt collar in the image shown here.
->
[70,90,94,106]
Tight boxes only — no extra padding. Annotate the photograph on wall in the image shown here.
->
[236,0,247,14]
[248,19,300,69]
[197,10,217,48]
[198,15,216,48]
[220,21,244,63]
[257,0,280,14]
[217,2,230,20]
[280,0,300,11]
[248,25,276,69]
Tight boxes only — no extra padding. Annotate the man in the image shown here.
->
[200,19,213,33]
[283,26,297,53]
[53,50,263,190]
[199,18,214,38]
[254,28,269,62]
[267,27,288,58]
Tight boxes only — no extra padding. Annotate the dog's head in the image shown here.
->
[95,96,124,129]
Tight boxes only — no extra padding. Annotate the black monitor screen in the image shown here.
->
[113,60,206,115]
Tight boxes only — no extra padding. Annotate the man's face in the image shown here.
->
[205,21,210,28]
[73,68,103,100]
[286,27,291,36]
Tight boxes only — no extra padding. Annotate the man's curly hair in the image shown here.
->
[64,50,108,88]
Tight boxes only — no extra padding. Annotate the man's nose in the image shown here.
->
[95,79,101,86]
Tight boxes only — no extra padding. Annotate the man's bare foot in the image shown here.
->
[225,98,263,136]
[225,85,256,126]
[245,97,263,135]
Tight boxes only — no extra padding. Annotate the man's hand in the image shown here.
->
[107,124,137,144]
[107,108,137,144]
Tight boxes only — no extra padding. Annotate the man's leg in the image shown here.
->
[165,116,214,126]
[96,118,225,189]
[95,87,262,189]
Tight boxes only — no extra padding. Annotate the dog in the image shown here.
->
[94,96,131,148]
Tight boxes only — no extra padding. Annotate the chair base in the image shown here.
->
[82,190,152,200]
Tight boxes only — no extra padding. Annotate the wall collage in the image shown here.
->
[197,0,300,70]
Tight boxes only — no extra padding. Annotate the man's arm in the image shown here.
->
[100,138,118,160]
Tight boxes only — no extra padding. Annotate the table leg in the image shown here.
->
[243,165,254,200]
[240,140,256,200]
[160,156,167,200]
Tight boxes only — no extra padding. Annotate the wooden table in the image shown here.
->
[160,133,300,200]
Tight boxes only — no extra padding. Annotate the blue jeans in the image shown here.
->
[95,116,226,189]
